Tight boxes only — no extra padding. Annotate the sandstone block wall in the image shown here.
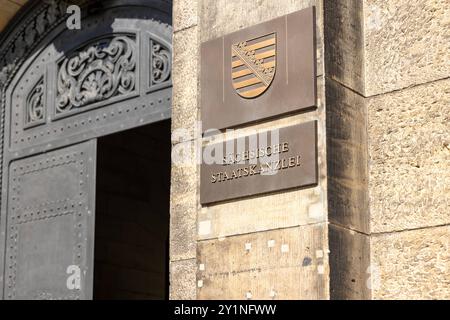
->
[326,0,449,299]
[170,0,330,300]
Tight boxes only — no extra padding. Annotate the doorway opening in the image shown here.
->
[93,120,171,299]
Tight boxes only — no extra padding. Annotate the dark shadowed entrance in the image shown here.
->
[94,120,171,299]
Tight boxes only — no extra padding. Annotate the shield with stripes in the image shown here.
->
[231,33,276,99]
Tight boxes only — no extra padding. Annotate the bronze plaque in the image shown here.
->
[201,7,317,130]
[200,121,318,204]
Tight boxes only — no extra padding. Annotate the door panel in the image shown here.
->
[6,4,172,159]
[0,0,172,300]
[4,140,96,299]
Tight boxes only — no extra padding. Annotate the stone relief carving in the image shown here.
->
[25,78,45,126]
[151,40,171,86]
[56,35,137,114]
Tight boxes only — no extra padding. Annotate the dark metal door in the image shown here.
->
[4,140,96,299]
[0,0,172,299]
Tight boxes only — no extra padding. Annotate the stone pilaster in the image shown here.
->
[325,0,450,299]
[169,0,200,300]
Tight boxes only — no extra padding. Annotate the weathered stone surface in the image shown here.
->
[324,0,365,94]
[171,26,199,135]
[326,78,449,234]
[171,0,329,301]
[371,225,450,299]
[166,88,200,278]
[170,192,198,261]
[364,0,450,96]
[197,224,329,299]
[170,141,199,261]
[326,79,369,233]
[368,78,450,233]
[198,186,325,240]
[200,0,324,76]
[198,77,327,239]
[170,259,197,299]
[173,0,198,31]
[325,0,450,96]
[170,143,198,195]
[329,224,371,300]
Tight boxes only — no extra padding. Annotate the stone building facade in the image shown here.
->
[170,0,449,300]
[0,0,448,299]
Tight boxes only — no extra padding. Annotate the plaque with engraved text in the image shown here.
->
[200,121,318,204]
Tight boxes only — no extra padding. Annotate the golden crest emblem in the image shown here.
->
[231,33,276,98]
